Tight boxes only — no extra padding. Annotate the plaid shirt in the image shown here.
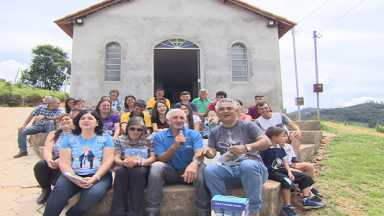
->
[111,99,124,112]
[114,134,154,160]
[31,105,62,126]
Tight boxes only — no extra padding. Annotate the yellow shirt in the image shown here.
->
[147,97,171,109]
[120,112,152,128]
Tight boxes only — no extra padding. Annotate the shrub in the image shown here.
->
[377,125,384,134]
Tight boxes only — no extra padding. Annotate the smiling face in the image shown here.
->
[166,110,186,130]
[126,97,136,106]
[217,101,236,123]
[235,101,243,113]
[255,96,264,104]
[180,94,191,103]
[67,100,76,109]
[180,105,189,116]
[79,113,98,131]
[128,124,144,141]
[155,90,164,99]
[98,101,111,114]
[257,103,271,117]
[59,115,74,130]
[216,95,225,101]
[157,102,167,115]
[133,106,145,116]
[110,91,118,100]
[200,91,208,98]
[76,101,85,108]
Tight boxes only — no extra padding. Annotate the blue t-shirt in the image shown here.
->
[61,133,114,175]
[154,127,202,169]
[174,102,197,112]
[260,145,287,172]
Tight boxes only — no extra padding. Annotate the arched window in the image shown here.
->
[105,42,121,81]
[231,43,248,81]
[155,39,199,49]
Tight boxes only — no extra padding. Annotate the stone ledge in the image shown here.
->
[301,131,322,147]
[69,180,283,216]
[293,121,321,131]
[299,144,316,162]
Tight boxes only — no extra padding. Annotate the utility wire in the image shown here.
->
[298,0,329,24]
[319,0,365,33]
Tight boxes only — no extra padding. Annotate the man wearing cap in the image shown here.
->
[192,89,212,118]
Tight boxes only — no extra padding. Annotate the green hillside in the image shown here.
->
[297,102,384,128]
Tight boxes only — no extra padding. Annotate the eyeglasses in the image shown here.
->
[128,127,144,132]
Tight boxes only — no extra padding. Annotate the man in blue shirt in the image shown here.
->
[174,91,197,114]
[146,109,210,216]
[15,97,62,158]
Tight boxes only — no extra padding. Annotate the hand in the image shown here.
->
[198,147,213,158]
[228,145,247,155]
[51,159,60,169]
[181,162,198,183]
[34,115,45,121]
[291,130,301,140]
[46,159,56,169]
[173,134,187,148]
[288,173,295,181]
[68,177,93,189]
[123,158,137,168]
[17,126,26,131]
[83,176,98,185]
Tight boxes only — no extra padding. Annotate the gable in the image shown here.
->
[54,0,296,39]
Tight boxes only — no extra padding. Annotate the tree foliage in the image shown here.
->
[20,44,71,91]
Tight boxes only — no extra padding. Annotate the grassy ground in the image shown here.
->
[305,121,384,216]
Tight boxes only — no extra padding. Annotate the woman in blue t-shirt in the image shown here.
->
[43,110,114,216]
[95,99,121,140]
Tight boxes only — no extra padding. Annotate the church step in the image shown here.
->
[300,131,322,147]
[299,144,317,162]
[68,179,284,216]
[293,121,321,131]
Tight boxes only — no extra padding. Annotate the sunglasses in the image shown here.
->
[128,127,144,132]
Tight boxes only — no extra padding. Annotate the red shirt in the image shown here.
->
[246,105,272,119]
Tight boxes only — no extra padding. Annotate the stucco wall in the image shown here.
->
[70,0,283,111]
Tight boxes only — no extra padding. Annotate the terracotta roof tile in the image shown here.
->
[54,0,296,39]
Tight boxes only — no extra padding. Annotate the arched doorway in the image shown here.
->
[154,39,200,105]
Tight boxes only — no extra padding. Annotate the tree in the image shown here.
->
[20,45,71,91]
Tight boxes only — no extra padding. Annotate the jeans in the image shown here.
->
[109,166,149,216]
[146,162,211,212]
[18,120,55,152]
[43,173,112,216]
[204,160,268,214]
[34,160,62,189]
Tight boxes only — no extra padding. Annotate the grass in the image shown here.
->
[309,122,384,215]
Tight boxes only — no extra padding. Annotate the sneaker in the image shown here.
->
[311,187,324,197]
[283,206,299,216]
[303,197,325,209]
[310,195,322,202]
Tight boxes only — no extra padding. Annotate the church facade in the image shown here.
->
[55,0,296,109]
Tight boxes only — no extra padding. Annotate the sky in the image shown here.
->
[1,0,383,112]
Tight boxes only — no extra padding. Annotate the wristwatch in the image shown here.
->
[193,160,201,166]
[245,145,252,152]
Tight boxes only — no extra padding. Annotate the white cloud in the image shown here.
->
[345,96,384,106]
[0,60,29,83]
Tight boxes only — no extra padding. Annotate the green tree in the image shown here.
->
[20,45,71,91]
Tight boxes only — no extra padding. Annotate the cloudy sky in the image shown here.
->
[1,0,383,112]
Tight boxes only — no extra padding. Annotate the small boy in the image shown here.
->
[75,98,85,108]
[261,127,325,216]
[283,142,323,197]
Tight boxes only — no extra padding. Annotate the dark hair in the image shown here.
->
[256,101,268,110]
[235,100,243,106]
[53,114,73,142]
[151,101,170,127]
[75,98,85,103]
[255,95,264,99]
[71,107,85,113]
[125,116,147,137]
[265,127,286,139]
[109,89,119,97]
[180,91,191,96]
[95,100,112,119]
[123,95,136,109]
[155,88,164,93]
[216,91,227,98]
[72,110,104,135]
[100,95,112,101]
[65,97,76,114]
[134,99,147,109]
[180,103,194,129]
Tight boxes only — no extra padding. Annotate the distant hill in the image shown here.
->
[289,102,384,128]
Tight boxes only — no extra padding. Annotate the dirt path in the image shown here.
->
[322,121,384,136]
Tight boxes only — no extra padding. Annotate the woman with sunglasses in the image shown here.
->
[110,116,156,216]
[33,114,74,204]
[43,110,114,216]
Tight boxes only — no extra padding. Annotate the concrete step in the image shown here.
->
[300,131,322,147]
[299,144,316,162]
[69,179,284,216]
[293,121,321,131]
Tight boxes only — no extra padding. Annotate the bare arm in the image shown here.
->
[193,121,201,131]
[286,122,301,139]
[283,158,295,180]
[113,122,120,140]
[139,152,157,167]
[152,123,167,132]
[244,115,253,121]
[200,147,217,159]
[156,134,185,163]
[18,115,34,130]
[121,123,127,134]
[182,149,202,183]
[228,135,272,155]
[43,131,58,169]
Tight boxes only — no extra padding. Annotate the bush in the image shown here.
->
[377,125,384,134]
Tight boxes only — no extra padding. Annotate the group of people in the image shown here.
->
[14,89,326,216]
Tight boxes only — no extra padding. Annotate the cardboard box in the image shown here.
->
[211,195,249,216]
